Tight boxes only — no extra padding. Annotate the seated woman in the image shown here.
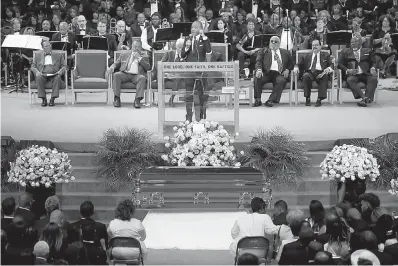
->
[331,4,349,31]
[308,18,329,49]
[107,199,147,261]
[318,10,337,32]
[209,18,233,60]
[324,216,351,260]
[292,16,306,52]
[373,14,397,48]
[308,200,326,235]
[375,32,397,78]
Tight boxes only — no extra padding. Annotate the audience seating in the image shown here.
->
[108,237,144,265]
[28,50,68,105]
[71,50,110,105]
[294,49,335,105]
[336,50,379,104]
[235,236,270,265]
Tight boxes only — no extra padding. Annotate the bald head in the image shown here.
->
[77,15,86,29]
[314,251,333,265]
[19,192,33,208]
[116,20,126,33]
[33,241,50,258]
[49,210,64,226]
[269,36,280,50]
[175,38,185,52]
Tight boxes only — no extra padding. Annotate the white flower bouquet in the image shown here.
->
[320,144,380,182]
[7,145,75,187]
[162,120,240,167]
[389,179,398,196]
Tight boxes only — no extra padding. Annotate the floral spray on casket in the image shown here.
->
[162,120,241,167]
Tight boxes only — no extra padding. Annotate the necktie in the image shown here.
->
[311,53,318,71]
[355,50,360,62]
[193,38,197,54]
[274,52,283,73]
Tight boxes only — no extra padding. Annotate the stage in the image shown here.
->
[1,89,398,143]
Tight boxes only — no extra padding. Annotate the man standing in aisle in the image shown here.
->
[181,21,212,121]
[107,40,151,108]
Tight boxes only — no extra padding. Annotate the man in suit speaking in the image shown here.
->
[31,40,66,107]
[254,36,293,107]
[108,40,151,108]
[296,39,333,107]
[181,21,212,121]
[338,35,378,107]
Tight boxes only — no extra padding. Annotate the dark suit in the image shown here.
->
[73,27,96,36]
[78,242,107,265]
[31,51,66,99]
[70,218,108,249]
[34,257,48,265]
[1,217,13,230]
[255,48,294,102]
[33,216,49,235]
[111,51,151,100]
[130,22,149,37]
[278,240,309,265]
[299,51,332,99]
[181,35,212,121]
[14,207,36,227]
[370,249,394,265]
[114,31,133,50]
[384,243,398,265]
[338,47,377,100]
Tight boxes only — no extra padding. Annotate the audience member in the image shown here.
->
[33,241,50,265]
[230,197,280,257]
[40,222,67,263]
[357,230,393,265]
[237,253,260,265]
[108,199,148,260]
[359,193,381,224]
[314,251,334,265]
[273,200,289,225]
[70,201,108,249]
[15,192,35,227]
[1,197,16,230]
[34,196,60,234]
[324,214,351,259]
[351,249,381,266]
[78,223,107,265]
[307,240,324,262]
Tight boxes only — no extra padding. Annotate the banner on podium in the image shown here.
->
[161,62,236,72]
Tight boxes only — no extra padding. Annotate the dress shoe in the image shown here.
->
[134,99,141,109]
[264,100,274,107]
[305,98,311,106]
[252,100,262,107]
[48,98,55,107]
[113,96,121,107]
[357,99,367,107]
[41,98,47,107]
[315,99,322,107]
[364,97,372,104]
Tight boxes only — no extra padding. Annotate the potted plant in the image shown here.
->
[7,145,75,217]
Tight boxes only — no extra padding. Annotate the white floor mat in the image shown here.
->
[142,211,247,250]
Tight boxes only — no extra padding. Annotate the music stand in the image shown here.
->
[2,35,44,93]
[82,36,109,50]
[75,34,85,48]
[327,31,352,46]
[206,31,225,43]
[35,31,57,40]
[156,28,177,42]
[173,22,193,37]
[252,34,279,48]
[50,41,74,55]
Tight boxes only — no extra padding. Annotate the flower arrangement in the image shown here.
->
[162,120,240,167]
[320,144,380,183]
[7,145,75,188]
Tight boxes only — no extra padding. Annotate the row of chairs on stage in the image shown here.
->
[27,43,380,107]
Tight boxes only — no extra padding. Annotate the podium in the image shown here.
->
[156,61,240,139]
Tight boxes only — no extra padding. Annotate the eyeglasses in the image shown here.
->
[270,40,279,44]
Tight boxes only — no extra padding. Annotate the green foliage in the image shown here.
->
[95,127,162,190]
[352,136,398,189]
[239,127,310,190]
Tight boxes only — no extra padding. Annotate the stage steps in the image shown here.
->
[2,141,397,224]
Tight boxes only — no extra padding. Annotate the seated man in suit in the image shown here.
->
[51,22,77,72]
[31,40,66,107]
[338,35,378,107]
[295,39,333,107]
[108,40,151,108]
[96,20,117,66]
[1,197,15,231]
[131,13,148,37]
[74,15,96,36]
[70,201,108,249]
[254,36,293,107]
